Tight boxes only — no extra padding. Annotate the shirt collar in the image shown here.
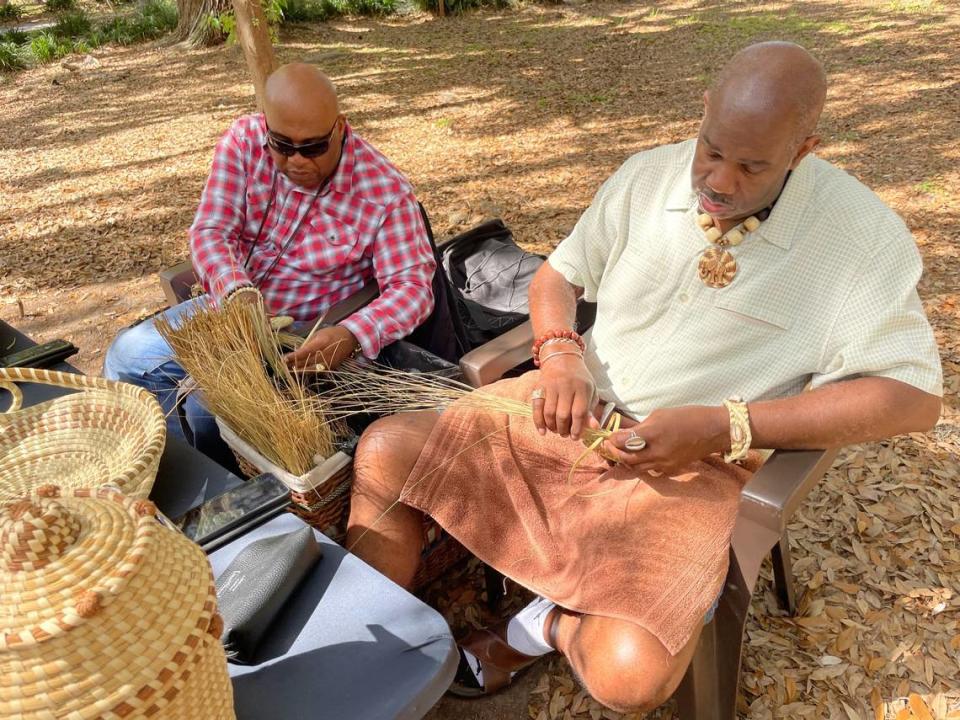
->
[750,154,815,251]
[327,121,355,195]
[664,140,817,251]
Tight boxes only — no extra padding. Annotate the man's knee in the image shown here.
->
[104,299,201,382]
[103,318,173,384]
[353,412,436,499]
[576,631,683,713]
[104,322,151,378]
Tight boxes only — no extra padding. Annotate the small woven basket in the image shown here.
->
[0,367,166,502]
[216,418,353,540]
[0,485,235,719]
[412,523,471,590]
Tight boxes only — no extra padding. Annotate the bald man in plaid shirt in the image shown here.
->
[105,64,436,461]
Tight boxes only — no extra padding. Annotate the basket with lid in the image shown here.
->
[0,485,235,719]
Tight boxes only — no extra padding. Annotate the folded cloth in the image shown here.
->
[399,371,761,655]
[216,526,323,664]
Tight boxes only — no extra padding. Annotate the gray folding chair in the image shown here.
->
[457,305,838,720]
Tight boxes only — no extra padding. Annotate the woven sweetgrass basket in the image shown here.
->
[0,485,236,719]
[0,367,166,502]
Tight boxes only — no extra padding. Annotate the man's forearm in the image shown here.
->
[745,376,941,450]
[190,228,252,300]
[340,277,433,358]
[529,262,583,339]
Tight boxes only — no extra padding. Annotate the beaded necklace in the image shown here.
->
[695,213,761,288]
[694,172,790,289]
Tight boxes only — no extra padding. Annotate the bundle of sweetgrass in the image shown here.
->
[317,361,614,447]
[155,296,337,476]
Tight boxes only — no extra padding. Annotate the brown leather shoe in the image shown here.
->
[449,610,559,698]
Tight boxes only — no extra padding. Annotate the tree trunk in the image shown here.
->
[231,0,276,108]
[174,0,231,48]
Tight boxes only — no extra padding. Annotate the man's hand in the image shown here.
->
[285,325,361,371]
[601,406,729,476]
[531,354,597,439]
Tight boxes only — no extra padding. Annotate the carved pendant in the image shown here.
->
[698,247,737,288]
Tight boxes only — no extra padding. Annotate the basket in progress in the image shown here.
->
[0,367,166,502]
[217,417,352,539]
[0,485,235,719]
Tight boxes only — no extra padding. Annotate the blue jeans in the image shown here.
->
[103,298,237,470]
[704,594,720,625]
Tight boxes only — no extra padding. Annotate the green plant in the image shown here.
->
[411,0,504,14]
[281,0,342,21]
[205,10,234,42]
[0,40,27,70]
[1,28,28,43]
[92,0,176,45]
[45,0,76,12]
[29,31,72,61]
[0,3,23,21]
[211,0,282,44]
[140,0,178,31]
[341,0,395,16]
[264,0,284,23]
[54,10,92,38]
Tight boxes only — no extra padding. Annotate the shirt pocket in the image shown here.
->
[599,243,676,313]
[712,286,794,331]
[290,213,368,274]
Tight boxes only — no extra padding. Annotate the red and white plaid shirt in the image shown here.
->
[189,114,436,358]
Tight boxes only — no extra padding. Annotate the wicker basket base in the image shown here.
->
[230,449,470,589]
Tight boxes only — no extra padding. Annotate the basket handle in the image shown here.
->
[0,366,136,414]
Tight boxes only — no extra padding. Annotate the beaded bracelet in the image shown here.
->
[532,329,585,367]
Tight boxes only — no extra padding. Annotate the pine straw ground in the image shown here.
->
[1,0,958,717]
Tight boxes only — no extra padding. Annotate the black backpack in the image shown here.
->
[440,219,545,350]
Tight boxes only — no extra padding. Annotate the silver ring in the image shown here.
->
[624,431,647,452]
[530,388,545,402]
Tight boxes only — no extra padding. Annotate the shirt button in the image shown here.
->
[678,292,690,303]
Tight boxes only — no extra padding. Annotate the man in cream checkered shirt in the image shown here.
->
[348,42,943,712]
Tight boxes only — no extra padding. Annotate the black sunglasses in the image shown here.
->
[266,118,339,159]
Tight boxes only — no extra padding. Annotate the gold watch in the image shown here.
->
[722,396,752,463]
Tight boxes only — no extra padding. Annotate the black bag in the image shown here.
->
[216,526,322,664]
[440,219,545,349]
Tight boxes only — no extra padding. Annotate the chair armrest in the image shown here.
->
[738,447,839,534]
[459,320,534,388]
[158,261,198,307]
[457,302,597,388]
[316,281,380,326]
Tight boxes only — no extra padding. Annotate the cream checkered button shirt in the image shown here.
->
[549,140,943,416]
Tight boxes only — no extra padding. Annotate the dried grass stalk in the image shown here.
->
[155,297,337,476]
[318,361,613,447]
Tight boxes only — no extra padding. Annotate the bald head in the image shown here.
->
[265,63,340,123]
[262,64,346,189]
[708,42,826,144]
